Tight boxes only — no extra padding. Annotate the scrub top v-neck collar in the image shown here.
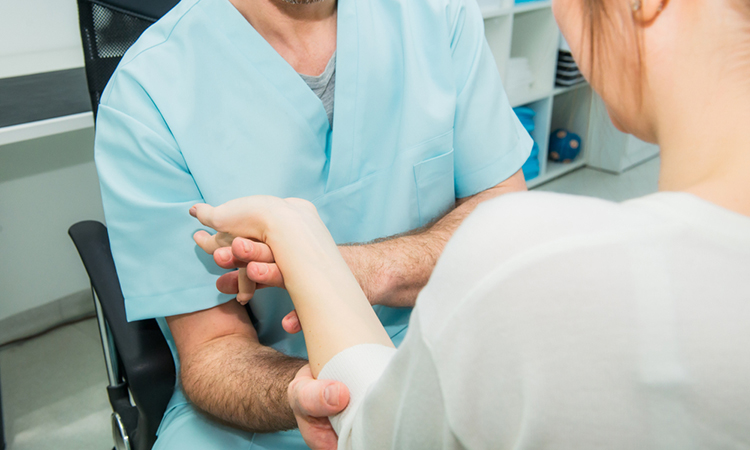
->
[201,0,359,193]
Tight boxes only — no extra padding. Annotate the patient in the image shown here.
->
[190,0,750,448]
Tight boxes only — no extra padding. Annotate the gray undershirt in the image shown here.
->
[298,52,336,127]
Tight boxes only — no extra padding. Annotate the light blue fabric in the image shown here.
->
[95,0,531,447]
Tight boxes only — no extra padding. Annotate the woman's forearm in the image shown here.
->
[192,197,394,378]
[267,207,395,377]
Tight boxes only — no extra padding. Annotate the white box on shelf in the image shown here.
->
[484,14,513,82]
[479,0,514,18]
[508,7,558,105]
[506,57,535,99]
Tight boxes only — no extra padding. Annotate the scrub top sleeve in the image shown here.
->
[448,0,533,199]
[95,77,233,322]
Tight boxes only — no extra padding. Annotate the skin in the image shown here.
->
[169,0,529,437]
[192,0,750,447]
[168,0,341,431]
[195,171,528,318]
[173,172,525,436]
[553,0,750,216]
[172,171,526,436]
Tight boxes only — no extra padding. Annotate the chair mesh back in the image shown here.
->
[77,0,158,118]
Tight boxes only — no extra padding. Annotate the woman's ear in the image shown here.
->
[632,0,669,25]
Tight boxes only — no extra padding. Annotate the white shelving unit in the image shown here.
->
[586,94,659,173]
[481,0,655,187]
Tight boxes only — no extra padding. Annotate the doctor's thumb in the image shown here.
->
[298,380,350,417]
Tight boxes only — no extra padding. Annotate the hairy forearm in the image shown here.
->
[340,198,469,307]
[344,171,527,307]
[180,333,307,432]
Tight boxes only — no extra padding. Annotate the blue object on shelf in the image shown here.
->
[549,129,582,163]
[522,142,540,180]
[514,106,540,180]
[515,0,541,3]
[513,106,536,133]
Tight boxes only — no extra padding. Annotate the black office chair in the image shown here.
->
[72,1,180,449]
[69,222,175,450]
[77,0,180,118]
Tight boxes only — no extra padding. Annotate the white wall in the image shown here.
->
[0,0,84,78]
[0,128,104,322]
[0,0,101,328]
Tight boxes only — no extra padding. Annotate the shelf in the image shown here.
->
[513,1,553,14]
[481,1,552,21]
[527,158,585,188]
[0,112,94,147]
[508,6,558,107]
[509,88,553,108]
[553,81,588,96]
[481,5,513,19]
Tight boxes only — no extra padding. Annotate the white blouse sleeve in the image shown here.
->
[318,312,464,450]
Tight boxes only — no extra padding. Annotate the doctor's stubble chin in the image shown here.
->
[278,0,327,4]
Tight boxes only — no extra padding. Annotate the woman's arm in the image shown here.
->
[191,197,394,377]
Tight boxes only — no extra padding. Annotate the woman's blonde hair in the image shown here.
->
[581,0,750,100]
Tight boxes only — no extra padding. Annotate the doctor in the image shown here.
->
[94,0,531,448]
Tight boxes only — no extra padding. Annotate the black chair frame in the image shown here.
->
[69,222,175,450]
[72,1,180,449]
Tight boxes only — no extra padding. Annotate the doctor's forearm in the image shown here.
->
[343,170,527,308]
[180,335,306,432]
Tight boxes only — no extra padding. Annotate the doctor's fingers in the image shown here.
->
[290,368,350,418]
[282,310,302,334]
[216,269,276,295]
[236,268,256,305]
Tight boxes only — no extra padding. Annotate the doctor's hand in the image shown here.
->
[197,233,286,305]
[207,236,304,334]
[288,365,349,450]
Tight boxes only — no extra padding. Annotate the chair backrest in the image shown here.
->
[77,0,180,117]
[69,221,176,450]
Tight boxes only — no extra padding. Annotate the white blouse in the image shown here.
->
[320,191,750,450]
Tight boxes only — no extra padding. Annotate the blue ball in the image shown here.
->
[549,129,582,163]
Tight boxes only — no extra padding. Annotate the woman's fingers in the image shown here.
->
[213,247,244,269]
[282,310,302,334]
[246,261,285,288]
[190,203,218,228]
[231,237,275,264]
[190,197,278,238]
[193,230,235,254]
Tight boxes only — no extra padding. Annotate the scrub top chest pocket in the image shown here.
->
[414,148,456,227]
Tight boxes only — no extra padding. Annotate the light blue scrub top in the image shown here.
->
[95,0,531,429]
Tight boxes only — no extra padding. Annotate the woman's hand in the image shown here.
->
[196,233,284,305]
[200,234,303,333]
[190,196,342,302]
[191,195,393,377]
